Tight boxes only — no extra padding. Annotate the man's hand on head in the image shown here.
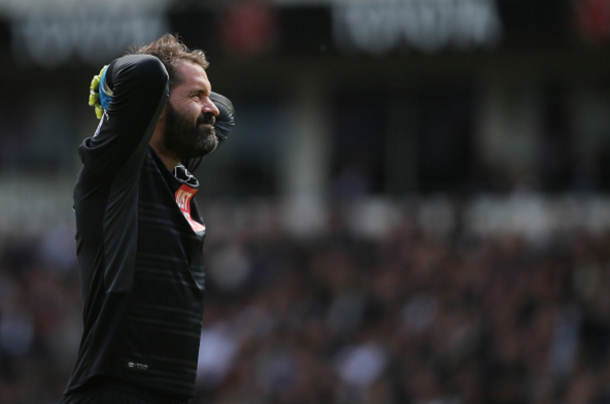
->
[88,65,112,119]
[210,92,235,142]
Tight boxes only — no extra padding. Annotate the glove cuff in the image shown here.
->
[99,66,112,111]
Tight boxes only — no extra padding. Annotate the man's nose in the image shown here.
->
[202,99,220,117]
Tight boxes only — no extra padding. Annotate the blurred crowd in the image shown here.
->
[2,198,610,404]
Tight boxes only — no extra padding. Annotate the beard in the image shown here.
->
[162,101,219,161]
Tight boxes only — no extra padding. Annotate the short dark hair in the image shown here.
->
[131,33,210,88]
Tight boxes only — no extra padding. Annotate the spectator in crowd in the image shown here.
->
[2,200,610,404]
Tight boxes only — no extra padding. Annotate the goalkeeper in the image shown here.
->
[60,34,235,404]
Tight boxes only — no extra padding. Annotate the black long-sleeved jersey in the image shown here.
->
[63,55,209,400]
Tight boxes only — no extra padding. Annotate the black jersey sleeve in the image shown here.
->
[78,55,169,178]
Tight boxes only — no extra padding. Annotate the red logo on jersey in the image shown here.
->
[175,185,206,233]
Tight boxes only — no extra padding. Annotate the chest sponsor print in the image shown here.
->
[175,184,206,233]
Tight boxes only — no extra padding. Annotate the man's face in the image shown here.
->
[162,62,220,161]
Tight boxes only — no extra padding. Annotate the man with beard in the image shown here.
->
[60,34,235,404]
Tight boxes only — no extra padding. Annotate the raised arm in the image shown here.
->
[79,55,169,178]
